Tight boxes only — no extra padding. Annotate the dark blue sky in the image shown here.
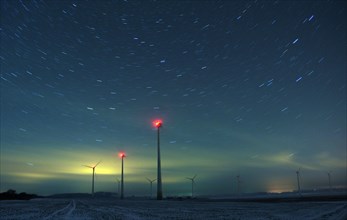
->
[1,0,346,196]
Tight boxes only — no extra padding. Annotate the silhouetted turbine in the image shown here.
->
[327,171,332,190]
[236,175,241,195]
[186,174,197,197]
[153,119,163,200]
[83,161,101,197]
[296,168,302,196]
[119,152,126,199]
[146,178,157,198]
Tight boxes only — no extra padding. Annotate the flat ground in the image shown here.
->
[0,197,346,219]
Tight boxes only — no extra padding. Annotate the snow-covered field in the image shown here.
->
[1,198,346,220]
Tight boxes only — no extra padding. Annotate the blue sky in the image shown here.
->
[1,0,346,196]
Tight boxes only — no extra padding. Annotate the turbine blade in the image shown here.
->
[192,174,197,180]
[83,165,93,168]
[94,160,101,168]
[146,177,151,182]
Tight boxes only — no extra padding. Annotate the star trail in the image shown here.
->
[1,0,346,196]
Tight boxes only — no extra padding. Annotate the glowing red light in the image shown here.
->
[119,152,126,158]
[153,120,163,128]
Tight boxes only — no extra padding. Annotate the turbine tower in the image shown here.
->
[186,174,197,197]
[153,119,163,200]
[296,168,301,196]
[119,152,126,199]
[83,161,101,197]
[146,178,157,198]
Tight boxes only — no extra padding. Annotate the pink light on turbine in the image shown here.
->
[153,119,163,128]
[119,152,126,158]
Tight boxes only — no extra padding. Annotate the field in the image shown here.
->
[1,197,346,219]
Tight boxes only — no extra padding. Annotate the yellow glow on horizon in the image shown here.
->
[13,172,56,179]
[3,172,58,184]
[2,142,346,194]
[266,188,291,193]
[1,144,152,177]
[264,176,296,194]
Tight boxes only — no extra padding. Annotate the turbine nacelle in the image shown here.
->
[153,119,163,128]
[83,161,101,169]
[186,174,197,183]
[146,178,157,183]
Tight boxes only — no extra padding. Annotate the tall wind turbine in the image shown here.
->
[296,168,302,196]
[119,152,126,199]
[146,178,157,198]
[83,161,101,197]
[153,119,163,200]
[186,174,197,197]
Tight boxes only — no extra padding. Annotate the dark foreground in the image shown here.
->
[1,197,346,219]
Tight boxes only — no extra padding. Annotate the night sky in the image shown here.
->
[1,0,346,196]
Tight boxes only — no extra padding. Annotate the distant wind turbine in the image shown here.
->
[186,174,197,197]
[236,175,243,196]
[146,178,157,198]
[327,171,332,190]
[83,161,101,197]
[296,168,302,196]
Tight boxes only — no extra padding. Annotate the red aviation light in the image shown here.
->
[119,152,126,158]
[153,119,163,128]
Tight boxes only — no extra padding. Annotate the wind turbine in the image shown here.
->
[146,178,157,198]
[327,171,332,190]
[236,175,241,195]
[153,119,163,200]
[296,168,302,196]
[186,174,197,197]
[83,161,101,197]
[119,152,126,199]
[116,177,120,196]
